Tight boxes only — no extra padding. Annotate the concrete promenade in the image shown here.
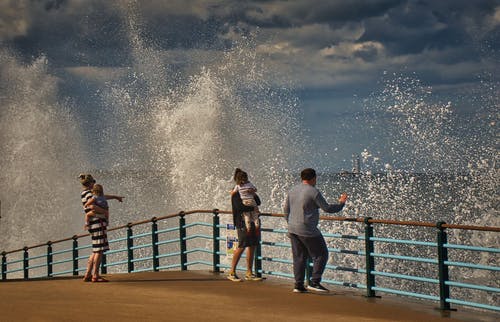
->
[0,271,496,322]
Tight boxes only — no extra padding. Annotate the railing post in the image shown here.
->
[72,235,79,276]
[101,252,107,275]
[254,221,262,278]
[436,221,452,311]
[1,252,6,280]
[127,223,134,273]
[23,247,29,280]
[212,209,220,273]
[151,217,159,272]
[364,217,376,297]
[306,257,312,283]
[47,241,53,278]
[179,212,187,271]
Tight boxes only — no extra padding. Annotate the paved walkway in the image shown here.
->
[0,271,497,322]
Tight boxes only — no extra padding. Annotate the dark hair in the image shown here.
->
[233,168,243,181]
[300,168,316,181]
[236,171,249,185]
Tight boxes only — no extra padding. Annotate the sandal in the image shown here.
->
[82,275,92,282]
[91,276,109,283]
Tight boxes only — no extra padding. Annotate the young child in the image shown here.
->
[84,184,109,229]
[230,169,260,234]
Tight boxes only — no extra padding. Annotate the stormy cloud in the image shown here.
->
[1,0,497,89]
[0,0,498,170]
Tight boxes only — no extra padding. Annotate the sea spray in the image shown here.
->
[327,73,499,225]
[150,47,306,211]
[94,9,308,269]
[317,73,499,305]
[99,3,307,214]
[0,50,89,249]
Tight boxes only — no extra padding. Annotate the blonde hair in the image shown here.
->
[91,184,104,196]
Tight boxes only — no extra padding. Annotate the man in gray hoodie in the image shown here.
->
[283,168,348,293]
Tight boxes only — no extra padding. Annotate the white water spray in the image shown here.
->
[0,50,88,249]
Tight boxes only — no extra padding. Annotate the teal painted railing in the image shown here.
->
[1,209,499,313]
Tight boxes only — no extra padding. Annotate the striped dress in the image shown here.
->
[81,189,109,253]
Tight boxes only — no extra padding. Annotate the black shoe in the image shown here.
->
[293,285,308,293]
[307,282,329,293]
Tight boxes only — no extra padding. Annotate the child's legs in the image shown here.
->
[251,211,260,228]
[85,211,96,223]
[242,199,258,231]
[243,213,252,231]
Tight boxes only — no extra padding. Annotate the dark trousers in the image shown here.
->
[289,233,328,287]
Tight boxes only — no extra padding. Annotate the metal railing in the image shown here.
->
[1,209,499,313]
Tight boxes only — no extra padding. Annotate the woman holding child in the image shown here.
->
[227,168,262,282]
[79,174,123,283]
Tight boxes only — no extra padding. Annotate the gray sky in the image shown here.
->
[1,0,498,172]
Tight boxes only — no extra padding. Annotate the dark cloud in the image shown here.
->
[138,15,226,50]
[3,1,234,67]
[0,0,497,175]
[360,1,499,56]
[241,0,403,27]
[352,42,383,62]
[4,1,130,67]
[0,0,498,96]
[43,0,67,11]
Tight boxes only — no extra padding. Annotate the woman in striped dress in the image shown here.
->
[79,174,124,282]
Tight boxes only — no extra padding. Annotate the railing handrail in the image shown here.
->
[2,208,499,312]
[2,209,499,255]
[259,212,500,232]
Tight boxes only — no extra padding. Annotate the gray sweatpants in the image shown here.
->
[288,233,328,287]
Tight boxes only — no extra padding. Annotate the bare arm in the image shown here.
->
[338,193,348,204]
[84,197,107,215]
[84,197,95,209]
[105,194,124,202]
[89,204,107,214]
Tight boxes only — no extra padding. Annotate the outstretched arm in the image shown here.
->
[315,192,348,213]
[105,194,124,202]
